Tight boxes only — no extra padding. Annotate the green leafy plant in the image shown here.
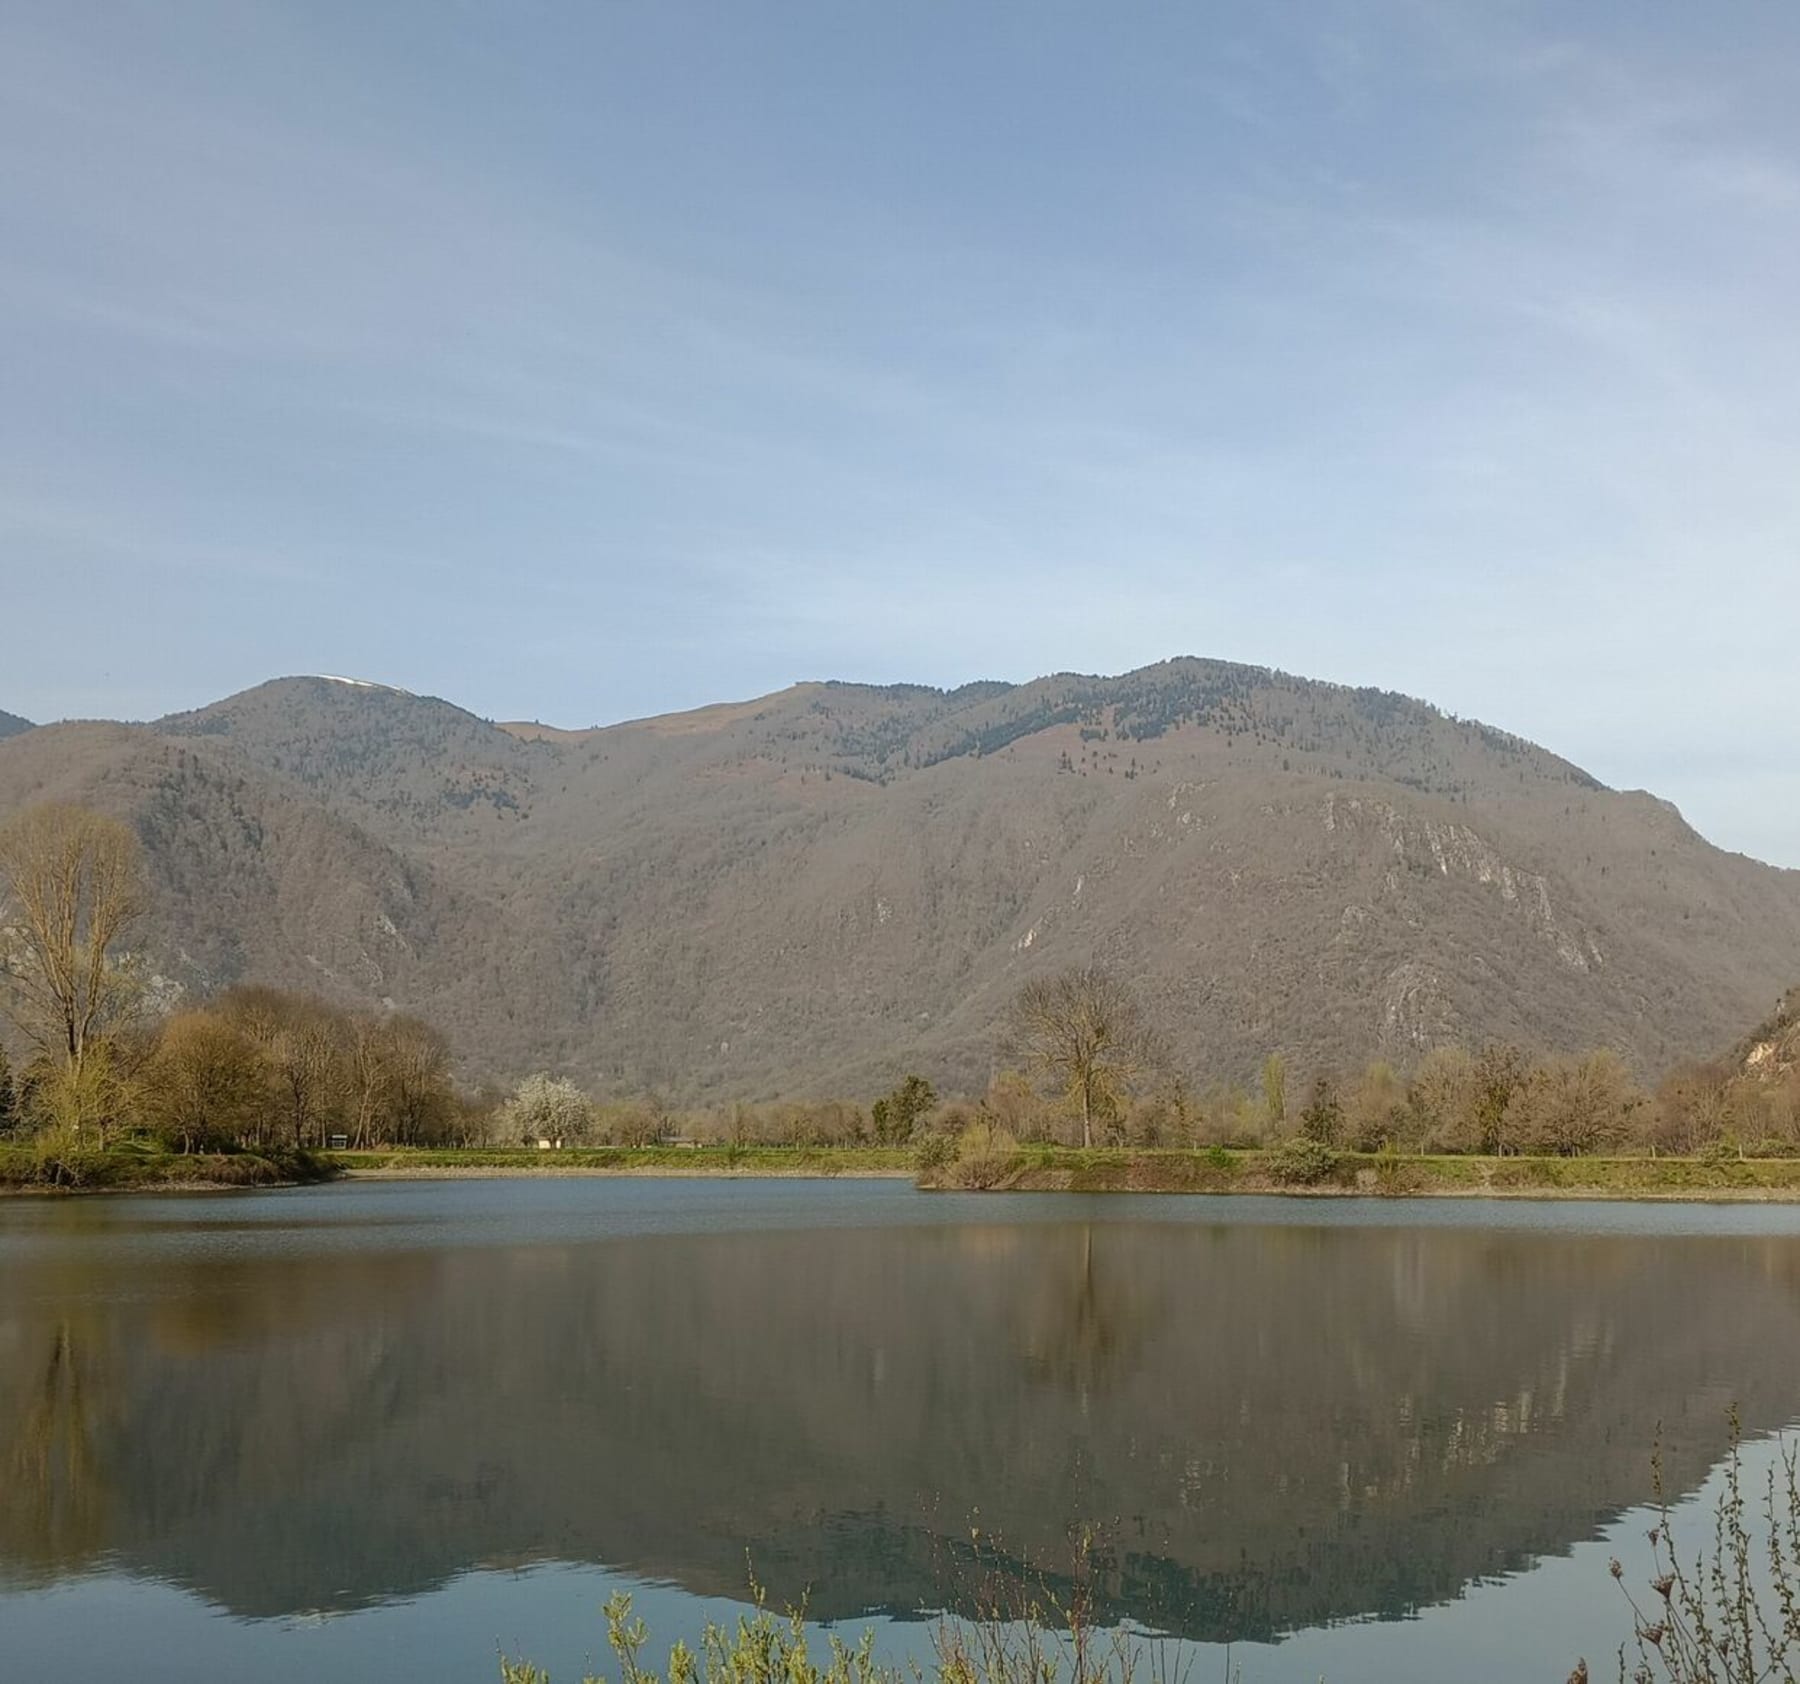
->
[1263,1135,1340,1186]
[914,1131,957,1175]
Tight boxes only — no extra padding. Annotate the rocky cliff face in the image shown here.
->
[1736,988,1800,1079]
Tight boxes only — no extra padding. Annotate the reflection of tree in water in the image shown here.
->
[1001,1225,1288,1641]
[1019,1227,1158,1405]
[3,1320,111,1578]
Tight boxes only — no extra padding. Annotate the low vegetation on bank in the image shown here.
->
[913,1137,1800,1197]
[0,1137,333,1192]
[335,1144,915,1177]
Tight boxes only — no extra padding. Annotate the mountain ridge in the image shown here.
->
[1,657,1795,1098]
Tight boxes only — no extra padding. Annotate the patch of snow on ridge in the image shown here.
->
[315,675,414,695]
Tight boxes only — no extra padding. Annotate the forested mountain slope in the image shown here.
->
[2,660,1796,1097]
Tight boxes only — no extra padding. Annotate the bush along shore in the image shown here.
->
[0,1138,337,1193]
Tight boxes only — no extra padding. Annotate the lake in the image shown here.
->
[4,1179,1799,1682]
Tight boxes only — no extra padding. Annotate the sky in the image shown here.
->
[2,3,1798,866]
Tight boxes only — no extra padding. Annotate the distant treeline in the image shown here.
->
[4,990,1795,1161]
[4,970,1796,1160]
[471,1038,1800,1161]
[1023,1041,1800,1160]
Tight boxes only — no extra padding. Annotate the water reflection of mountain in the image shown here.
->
[4,1217,1799,1640]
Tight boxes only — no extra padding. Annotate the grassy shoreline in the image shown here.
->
[340,1144,1800,1200]
[0,1143,337,1195]
[331,1145,917,1179]
[919,1144,1800,1199]
[12,1142,1800,1200]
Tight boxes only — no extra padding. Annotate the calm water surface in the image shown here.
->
[4,1179,1800,1681]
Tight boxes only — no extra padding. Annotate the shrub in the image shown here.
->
[913,1131,956,1175]
[943,1122,1020,1190]
[1263,1135,1340,1186]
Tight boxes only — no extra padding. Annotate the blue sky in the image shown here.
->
[2,3,1797,865]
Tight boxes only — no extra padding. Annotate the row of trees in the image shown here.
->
[335,1027,1800,1160]
[0,982,467,1154]
[133,992,461,1151]
[971,995,1800,1158]
[0,803,464,1152]
[487,1070,913,1149]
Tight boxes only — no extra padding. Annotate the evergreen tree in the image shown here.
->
[870,1074,937,1144]
[1299,1075,1344,1146]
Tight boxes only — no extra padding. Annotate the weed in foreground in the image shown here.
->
[1594,1414,1800,1684]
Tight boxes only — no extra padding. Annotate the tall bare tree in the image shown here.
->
[345,1012,392,1148]
[379,1013,454,1145]
[219,986,345,1149]
[0,804,144,1081]
[141,1011,271,1154]
[1009,965,1156,1148]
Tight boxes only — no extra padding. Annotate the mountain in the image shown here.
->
[1,660,1797,1097]
[0,708,32,741]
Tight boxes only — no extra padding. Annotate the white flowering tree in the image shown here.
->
[496,1073,595,1145]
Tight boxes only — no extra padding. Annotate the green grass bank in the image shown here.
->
[329,1144,917,1178]
[326,1142,1800,1199]
[0,1140,338,1194]
[14,1141,1800,1199]
[919,1143,1800,1198]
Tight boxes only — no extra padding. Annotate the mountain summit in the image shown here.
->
[1,659,1794,1096]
